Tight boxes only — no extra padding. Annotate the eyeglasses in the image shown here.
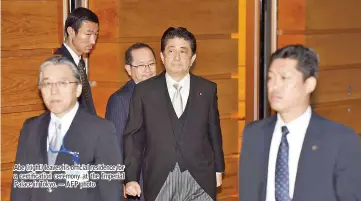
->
[39,81,78,89]
[130,62,156,70]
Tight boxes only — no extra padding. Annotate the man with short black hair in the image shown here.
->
[239,44,361,201]
[124,27,225,201]
[54,7,99,115]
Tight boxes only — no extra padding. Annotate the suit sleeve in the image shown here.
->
[105,94,127,154]
[123,85,145,184]
[208,84,225,172]
[239,124,257,201]
[10,120,31,201]
[95,121,122,201]
[335,130,361,200]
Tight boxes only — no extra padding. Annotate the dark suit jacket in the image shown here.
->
[105,80,143,201]
[11,108,122,201]
[124,72,225,201]
[54,44,97,115]
[239,112,361,201]
[105,80,135,149]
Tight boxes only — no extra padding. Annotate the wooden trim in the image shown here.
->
[97,34,232,43]
[58,0,65,44]
[221,114,244,120]
[270,0,278,52]
[245,0,259,123]
[218,194,239,200]
[1,49,54,58]
[278,28,361,35]
[312,98,361,108]
[1,0,59,2]
[1,162,14,171]
[1,104,45,114]
[319,63,361,71]
[225,153,240,158]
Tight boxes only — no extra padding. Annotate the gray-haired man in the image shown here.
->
[11,56,123,201]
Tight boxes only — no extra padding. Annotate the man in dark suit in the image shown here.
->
[54,7,99,115]
[11,56,122,201]
[124,27,225,201]
[105,43,157,201]
[239,44,361,201]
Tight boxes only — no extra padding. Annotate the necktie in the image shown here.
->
[275,126,291,201]
[172,83,183,118]
[78,58,91,109]
[48,121,62,165]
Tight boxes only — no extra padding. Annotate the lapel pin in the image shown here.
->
[312,145,318,151]
[199,92,202,96]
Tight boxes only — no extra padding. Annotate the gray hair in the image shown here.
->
[38,55,82,89]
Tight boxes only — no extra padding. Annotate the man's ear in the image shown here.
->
[305,76,317,94]
[190,54,197,66]
[125,65,132,76]
[67,27,75,38]
[160,52,165,64]
[76,83,82,98]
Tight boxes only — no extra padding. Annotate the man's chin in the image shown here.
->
[270,103,283,113]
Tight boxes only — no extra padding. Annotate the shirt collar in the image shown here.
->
[165,72,190,89]
[50,102,79,125]
[63,43,81,65]
[277,106,312,133]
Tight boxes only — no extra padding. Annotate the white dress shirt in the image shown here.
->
[63,43,88,75]
[266,106,312,201]
[47,102,79,151]
[165,73,190,111]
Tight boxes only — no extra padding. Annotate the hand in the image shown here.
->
[216,172,222,187]
[125,181,141,197]
[89,80,97,87]
[123,184,127,198]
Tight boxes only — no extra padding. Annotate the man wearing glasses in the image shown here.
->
[105,43,157,201]
[11,56,122,201]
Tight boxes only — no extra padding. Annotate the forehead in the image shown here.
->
[42,64,74,79]
[131,48,155,61]
[79,20,99,31]
[269,58,298,73]
[165,37,191,49]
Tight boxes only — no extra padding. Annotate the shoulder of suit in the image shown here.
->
[21,112,49,127]
[312,112,358,138]
[244,115,277,131]
[191,74,216,86]
[190,74,217,95]
[135,73,161,90]
[107,85,133,105]
[53,45,65,55]
[77,109,115,129]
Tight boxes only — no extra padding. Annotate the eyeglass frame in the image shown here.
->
[39,80,79,89]
[129,62,156,70]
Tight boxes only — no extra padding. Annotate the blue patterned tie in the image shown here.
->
[275,126,291,201]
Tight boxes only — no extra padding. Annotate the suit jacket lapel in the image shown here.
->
[156,72,179,144]
[292,112,322,201]
[39,113,51,165]
[55,109,83,165]
[181,74,197,140]
[260,115,277,201]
